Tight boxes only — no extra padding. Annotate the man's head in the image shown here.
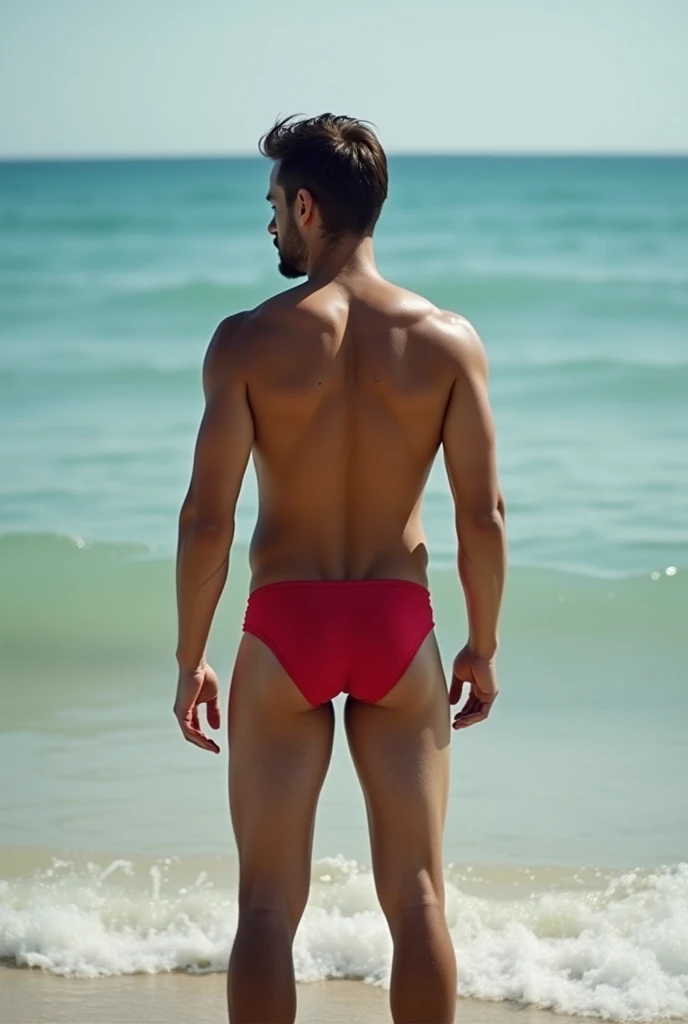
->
[259,113,388,278]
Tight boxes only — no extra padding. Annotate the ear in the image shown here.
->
[295,188,315,226]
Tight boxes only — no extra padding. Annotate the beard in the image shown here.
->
[275,212,307,279]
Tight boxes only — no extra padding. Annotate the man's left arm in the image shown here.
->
[174,314,253,752]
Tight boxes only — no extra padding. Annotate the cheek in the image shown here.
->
[277,216,295,245]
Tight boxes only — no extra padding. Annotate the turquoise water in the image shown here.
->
[1,157,687,1018]
[2,157,687,572]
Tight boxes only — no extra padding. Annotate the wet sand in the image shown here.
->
[3,967,683,1024]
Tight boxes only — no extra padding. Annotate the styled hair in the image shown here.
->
[259,113,388,238]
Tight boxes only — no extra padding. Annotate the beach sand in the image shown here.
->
[2,968,684,1024]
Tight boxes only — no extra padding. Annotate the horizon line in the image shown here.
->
[1,148,687,164]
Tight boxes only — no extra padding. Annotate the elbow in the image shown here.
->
[458,501,501,532]
[191,517,235,548]
[179,503,234,549]
[458,500,505,534]
[178,497,196,534]
[476,507,505,534]
[483,491,506,528]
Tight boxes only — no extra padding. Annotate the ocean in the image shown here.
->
[0,155,687,1021]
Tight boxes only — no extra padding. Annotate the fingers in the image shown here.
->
[452,691,496,730]
[206,696,221,731]
[452,675,498,729]
[449,675,466,706]
[173,666,222,754]
[453,708,490,730]
[180,716,220,753]
[173,703,221,754]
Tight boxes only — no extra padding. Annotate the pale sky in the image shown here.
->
[1,0,687,158]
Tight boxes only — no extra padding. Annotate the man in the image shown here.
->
[174,114,506,1024]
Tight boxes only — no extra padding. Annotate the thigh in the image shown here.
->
[228,633,335,921]
[344,632,451,915]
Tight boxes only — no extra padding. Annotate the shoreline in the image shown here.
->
[3,968,667,1024]
[2,852,687,1021]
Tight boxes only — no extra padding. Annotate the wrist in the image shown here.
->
[467,638,497,661]
[176,651,206,674]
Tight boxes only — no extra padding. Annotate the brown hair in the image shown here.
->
[259,113,388,238]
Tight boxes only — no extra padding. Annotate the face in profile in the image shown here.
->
[274,207,308,279]
[267,167,308,279]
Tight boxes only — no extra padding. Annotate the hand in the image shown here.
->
[449,645,499,730]
[173,661,222,754]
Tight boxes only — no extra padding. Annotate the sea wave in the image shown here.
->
[86,263,688,292]
[4,260,688,314]
[1,855,687,1020]
[493,358,688,403]
[459,259,688,288]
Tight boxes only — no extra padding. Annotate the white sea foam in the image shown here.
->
[1,857,687,1020]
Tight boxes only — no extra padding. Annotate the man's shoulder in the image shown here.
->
[377,280,478,341]
[202,311,254,390]
[204,300,297,363]
[412,305,478,344]
[204,292,325,382]
[228,287,328,339]
[211,310,251,343]
[406,300,485,366]
[253,285,332,332]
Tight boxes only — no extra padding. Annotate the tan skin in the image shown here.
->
[174,162,506,1024]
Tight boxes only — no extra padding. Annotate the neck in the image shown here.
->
[306,235,378,284]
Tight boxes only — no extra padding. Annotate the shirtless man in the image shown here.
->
[174,114,506,1024]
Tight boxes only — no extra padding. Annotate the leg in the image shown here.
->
[345,632,456,1024]
[227,633,334,1024]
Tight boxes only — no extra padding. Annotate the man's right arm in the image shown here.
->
[441,317,506,660]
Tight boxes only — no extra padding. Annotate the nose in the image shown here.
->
[267,216,277,237]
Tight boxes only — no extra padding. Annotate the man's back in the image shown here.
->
[174,112,506,1024]
[232,276,468,586]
